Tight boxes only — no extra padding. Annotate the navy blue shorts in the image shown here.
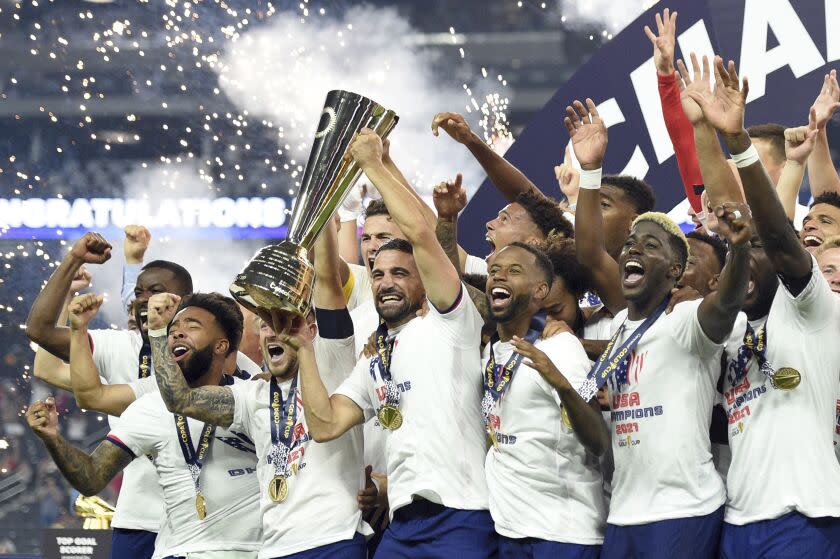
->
[720,511,840,558]
[374,499,498,558]
[111,528,156,559]
[498,534,600,559]
[602,506,723,559]
[270,532,366,559]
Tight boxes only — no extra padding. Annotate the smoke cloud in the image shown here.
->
[560,0,659,34]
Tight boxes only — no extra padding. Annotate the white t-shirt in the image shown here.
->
[464,253,488,277]
[89,329,261,531]
[483,333,605,544]
[334,287,489,517]
[108,382,261,559]
[350,300,380,359]
[229,334,370,559]
[835,384,840,463]
[605,300,727,525]
[721,258,840,524]
[346,262,373,312]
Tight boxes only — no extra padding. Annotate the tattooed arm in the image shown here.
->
[27,397,131,496]
[150,333,235,428]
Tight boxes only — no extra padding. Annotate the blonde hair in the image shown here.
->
[815,235,840,258]
[631,211,691,259]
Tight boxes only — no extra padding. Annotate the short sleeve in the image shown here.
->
[346,262,373,311]
[463,254,488,277]
[88,329,137,384]
[779,255,840,330]
[128,377,158,400]
[235,352,263,377]
[332,357,375,421]
[107,396,160,458]
[314,334,357,393]
[425,284,483,344]
[229,380,261,437]
[667,299,722,358]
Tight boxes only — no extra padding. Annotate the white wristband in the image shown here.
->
[731,144,760,168]
[148,327,168,338]
[579,167,603,190]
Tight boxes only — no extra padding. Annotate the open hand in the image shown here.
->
[26,396,59,440]
[70,233,112,265]
[147,293,181,330]
[563,98,608,170]
[680,54,748,135]
[68,293,104,330]
[277,314,314,351]
[431,112,473,144]
[432,173,467,219]
[811,69,840,130]
[644,8,678,75]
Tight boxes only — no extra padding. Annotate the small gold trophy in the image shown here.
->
[231,90,399,317]
[74,495,115,530]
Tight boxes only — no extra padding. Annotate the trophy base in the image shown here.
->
[230,241,315,317]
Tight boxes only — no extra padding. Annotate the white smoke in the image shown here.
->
[560,0,659,35]
[215,6,485,194]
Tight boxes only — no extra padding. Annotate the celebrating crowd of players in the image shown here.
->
[20,9,840,559]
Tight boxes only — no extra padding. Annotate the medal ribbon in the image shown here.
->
[173,413,216,498]
[137,340,151,379]
[732,321,776,385]
[577,297,669,402]
[480,328,541,427]
[369,322,400,410]
[268,375,299,477]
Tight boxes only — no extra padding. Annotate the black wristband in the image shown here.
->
[314,307,354,339]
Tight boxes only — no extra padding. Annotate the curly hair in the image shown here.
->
[602,174,656,215]
[177,292,244,355]
[538,236,592,299]
[514,190,574,239]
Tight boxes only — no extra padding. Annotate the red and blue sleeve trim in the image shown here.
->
[432,285,464,315]
[105,434,136,459]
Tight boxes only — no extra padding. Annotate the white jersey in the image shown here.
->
[229,334,370,559]
[483,333,605,544]
[89,329,260,532]
[334,286,489,516]
[108,378,261,559]
[350,300,380,359]
[464,253,488,277]
[346,262,373,312]
[605,300,727,525]
[721,258,840,524]
[835,384,840,463]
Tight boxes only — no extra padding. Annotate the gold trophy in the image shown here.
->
[230,90,398,317]
[74,495,115,530]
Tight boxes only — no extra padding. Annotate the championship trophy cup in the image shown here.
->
[74,495,115,530]
[230,91,399,317]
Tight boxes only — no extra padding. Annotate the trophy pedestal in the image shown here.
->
[230,241,315,317]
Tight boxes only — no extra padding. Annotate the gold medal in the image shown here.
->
[561,406,573,430]
[771,367,801,390]
[378,405,403,430]
[487,427,500,451]
[195,494,207,520]
[268,475,288,503]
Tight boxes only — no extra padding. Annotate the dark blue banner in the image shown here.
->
[460,0,837,254]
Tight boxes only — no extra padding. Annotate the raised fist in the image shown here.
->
[68,293,104,331]
[147,293,181,331]
[348,129,384,168]
[26,397,59,440]
[70,233,112,265]
[70,266,93,294]
[124,225,151,265]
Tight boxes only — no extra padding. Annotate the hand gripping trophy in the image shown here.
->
[230,91,398,319]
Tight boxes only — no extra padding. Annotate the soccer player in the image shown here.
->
[482,242,608,557]
[149,221,370,558]
[26,292,261,559]
[565,97,751,558]
[295,128,495,557]
[683,53,840,556]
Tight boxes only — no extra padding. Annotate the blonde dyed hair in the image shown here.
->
[631,211,691,259]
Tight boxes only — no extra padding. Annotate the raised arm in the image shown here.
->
[350,129,461,310]
[432,111,539,202]
[33,266,92,391]
[281,318,365,443]
[26,233,112,361]
[694,57,812,284]
[677,54,744,207]
[645,8,704,212]
[697,205,751,342]
[808,70,840,197]
[26,397,132,496]
[433,174,491,322]
[67,294,139,416]
[564,99,626,314]
[314,217,347,310]
[778,116,818,220]
[121,225,151,311]
[147,293,235,427]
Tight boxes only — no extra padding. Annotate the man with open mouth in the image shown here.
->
[481,241,609,558]
[565,93,751,558]
[799,192,840,252]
